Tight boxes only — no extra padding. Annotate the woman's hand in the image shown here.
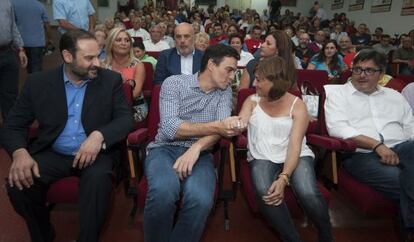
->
[262,177,288,206]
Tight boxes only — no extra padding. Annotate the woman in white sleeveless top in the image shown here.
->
[238,56,333,242]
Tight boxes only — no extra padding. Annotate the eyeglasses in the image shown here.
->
[351,67,381,75]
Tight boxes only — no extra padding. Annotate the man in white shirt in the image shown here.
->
[324,49,414,240]
[127,17,150,41]
[143,24,170,52]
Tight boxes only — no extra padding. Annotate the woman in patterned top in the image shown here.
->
[102,27,148,122]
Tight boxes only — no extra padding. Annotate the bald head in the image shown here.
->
[175,23,195,56]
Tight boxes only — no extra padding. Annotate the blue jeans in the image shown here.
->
[250,156,333,242]
[143,145,216,242]
[342,140,414,229]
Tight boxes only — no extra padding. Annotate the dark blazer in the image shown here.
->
[1,66,134,156]
[153,48,204,85]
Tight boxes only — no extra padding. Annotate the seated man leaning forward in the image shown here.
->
[1,29,134,242]
[324,49,414,240]
[143,44,241,242]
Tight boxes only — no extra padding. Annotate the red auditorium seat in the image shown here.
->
[233,88,331,217]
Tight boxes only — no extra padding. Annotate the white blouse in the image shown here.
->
[247,95,314,163]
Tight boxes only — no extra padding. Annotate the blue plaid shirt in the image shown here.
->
[149,73,233,148]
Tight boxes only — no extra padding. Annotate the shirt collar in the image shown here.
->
[176,48,195,57]
[189,73,200,88]
[62,64,89,87]
[347,80,384,96]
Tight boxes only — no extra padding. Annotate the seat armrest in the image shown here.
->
[127,128,149,146]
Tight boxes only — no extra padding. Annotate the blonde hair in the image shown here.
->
[195,32,210,44]
[102,27,137,68]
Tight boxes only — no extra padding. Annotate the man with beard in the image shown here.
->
[154,22,204,85]
[295,32,316,69]
[1,29,134,242]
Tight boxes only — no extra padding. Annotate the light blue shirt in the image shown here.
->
[53,0,95,33]
[12,0,49,47]
[52,66,88,155]
[309,54,345,77]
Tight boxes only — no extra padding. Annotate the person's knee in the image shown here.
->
[184,188,214,213]
[147,177,180,206]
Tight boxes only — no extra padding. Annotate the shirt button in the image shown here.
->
[72,137,76,140]
[74,120,78,123]
[76,104,79,107]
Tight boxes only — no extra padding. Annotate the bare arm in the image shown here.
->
[237,94,256,130]
[350,135,399,165]
[57,19,79,31]
[173,134,220,180]
[175,117,242,139]
[88,15,95,32]
[239,69,251,89]
[263,99,309,206]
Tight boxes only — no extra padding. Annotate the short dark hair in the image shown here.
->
[199,44,240,72]
[352,49,387,72]
[255,56,291,101]
[132,40,145,51]
[59,29,96,56]
[228,33,244,45]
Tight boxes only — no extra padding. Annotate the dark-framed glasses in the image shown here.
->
[351,67,381,75]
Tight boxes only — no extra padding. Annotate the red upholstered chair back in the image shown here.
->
[142,62,154,98]
[146,51,160,59]
[339,69,352,84]
[296,69,330,136]
[396,74,414,84]
[147,85,161,141]
[296,69,330,91]
[385,78,408,92]
[236,88,256,113]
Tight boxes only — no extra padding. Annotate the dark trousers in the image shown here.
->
[6,149,114,242]
[25,47,44,73]
[0,48,19,120]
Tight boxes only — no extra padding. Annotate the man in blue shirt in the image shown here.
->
[53,0,95,34]
[144,44,242,242]
[1,29,134,242]
[12,0,52,73]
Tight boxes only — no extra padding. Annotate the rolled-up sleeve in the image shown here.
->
[324,85,361,139]
[53,0,66,20]
[158,77,185,140]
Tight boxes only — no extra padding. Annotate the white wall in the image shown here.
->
[318,0,414,35]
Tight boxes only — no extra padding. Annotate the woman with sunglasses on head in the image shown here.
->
[239,30,297,89]
[237,56,334,242]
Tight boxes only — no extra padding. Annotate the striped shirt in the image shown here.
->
[149,73,233,148]
[0,0,24,48]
